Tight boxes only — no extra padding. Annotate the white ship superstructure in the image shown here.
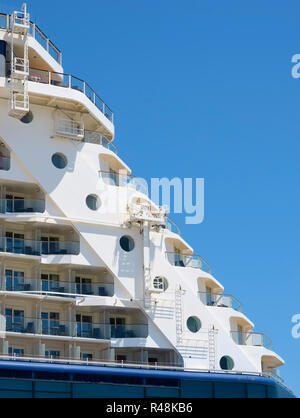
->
[0,4,284,382]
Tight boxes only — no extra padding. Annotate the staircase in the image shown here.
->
[8,4,30,119]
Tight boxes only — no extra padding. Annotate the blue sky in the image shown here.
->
[3,0,300,396]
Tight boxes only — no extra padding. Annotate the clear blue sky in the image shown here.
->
[3,0,300,396]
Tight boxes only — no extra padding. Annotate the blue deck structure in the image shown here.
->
[0,360,294,398]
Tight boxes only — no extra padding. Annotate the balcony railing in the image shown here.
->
[5,316,148,340]
[198,292,242,312]
[26,68,113,123]
[0,237,80,256]
[83,130,117,153]
[0,276,114,297]
[0,13,62,65]
[0,156,10,171]
[166,252,212,274]
[99,170,148,195]
[165,216,181,235]
[231,331,272,350]
[0,199,45,214]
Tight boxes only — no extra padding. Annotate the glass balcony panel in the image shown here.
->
[70,76,84,93]
[0,156,10,171]
[35,27,47,50]
[42,318,69,337]
[0,237,79,256]
[0,14,7,28]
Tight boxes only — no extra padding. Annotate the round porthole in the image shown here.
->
[86,194,101,211]
[220,356,234,370]
[20,110,34,124]
[51,153,67,169]
[120,235,135,252]
[187,316,201,333]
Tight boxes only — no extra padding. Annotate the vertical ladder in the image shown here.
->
[8,3,30,119]
[208,328,217,370]
[175,290,183,345]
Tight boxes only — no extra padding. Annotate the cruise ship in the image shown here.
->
[0,4,294,398]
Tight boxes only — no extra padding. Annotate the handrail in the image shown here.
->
[165,216,181,235]
[0,353,290,393]
[0,275,113,287]
[5,315,147,327]
[165,251,212,274]
[83,130,117,153]
[99,170,148,196]
[0,12,62,64]
[27,67,113,123]
[230,330,272,350]
[198,292,242,312]
[0,236,80,256]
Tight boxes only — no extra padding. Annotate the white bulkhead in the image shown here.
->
[0,4,283,380]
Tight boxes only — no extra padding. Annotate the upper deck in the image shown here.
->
[0,8,114,137]
[0,12,62,66]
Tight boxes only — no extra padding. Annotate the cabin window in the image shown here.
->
[51,153,67,169]
[86,194,101,211]
[187,316,202,333]
[119,235,135,252]
[219,355,234,370]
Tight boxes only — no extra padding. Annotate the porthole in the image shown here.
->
[153,276,168,291]
[186,316,201,333]
[220,356,234,370]
[86,194,101,211]
[51,153,67,169]
[119,235,135,252]
[20,110,34,124]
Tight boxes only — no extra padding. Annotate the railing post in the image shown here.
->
[68,75,71,88]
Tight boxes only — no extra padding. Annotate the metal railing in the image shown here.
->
[0,13,62,65]
[166,251,212,274]
[0,237,80,256]
[0,198,45,214]
[27,68,113,122]
[0,353,291,393]
[0,156,10,171]
[55,118,84,139]
[99,170,148,195]
[0,353,183,371]
[231,331,272,350]
[4,316,148,339]
[198,292,242,312]
[165,216,181,235]
[83,130,117,153]
[0,275,114,297]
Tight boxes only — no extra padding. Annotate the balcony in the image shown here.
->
[100,170,148,195]
[4,316,148,340]
[0,237,80,256]
[0,156,10,171]
[166,252,212,274]
[27,68,113,122]
[84,130,117,153]
[231,331,272,350]
[0,13,62,65]
[0,275,114,297]
[0,198,45,214]
[165,216,181,235]
[198,292,242,311]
